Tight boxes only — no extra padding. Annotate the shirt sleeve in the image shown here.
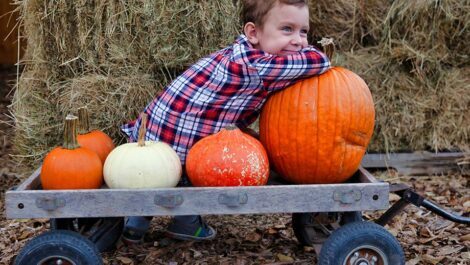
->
[246,46,331,92]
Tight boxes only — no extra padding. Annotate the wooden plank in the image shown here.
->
[361,152,468,175]
[264,167,378,185]
[358,166,379,183]
[17,167,377,189]
[15,167,41,191]
[5,182,389,219]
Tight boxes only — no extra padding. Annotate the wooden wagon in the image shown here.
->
[6,166,469,265]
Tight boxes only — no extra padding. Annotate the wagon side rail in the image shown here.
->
[5,167,389,219]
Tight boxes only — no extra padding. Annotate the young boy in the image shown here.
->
[121,0,330,243]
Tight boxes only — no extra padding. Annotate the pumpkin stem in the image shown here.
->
[77,106,90,134]
[224,124,238,131]
[63,114,80,150]
[318,37,335,60]
[137,113,148,147]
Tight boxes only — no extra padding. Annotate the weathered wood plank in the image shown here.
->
[6,182,389,219]
[16,166,378,190]
[361,152,468,175]
[358,166,379,183]
[16,167,41,191]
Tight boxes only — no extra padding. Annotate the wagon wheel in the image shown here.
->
[318,221,405,265]
[292,211,362,246]
[50,217,124,252]
[14,230,103,265]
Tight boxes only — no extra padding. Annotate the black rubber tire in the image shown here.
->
[14,230,103,265]
[292,211,362,246]
[50,217,124,252]
[318,221,405,265]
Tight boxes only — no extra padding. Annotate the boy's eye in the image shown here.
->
[281,26,293,32]
[300,29,309,35]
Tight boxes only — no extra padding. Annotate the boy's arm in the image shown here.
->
[249,47,331,92]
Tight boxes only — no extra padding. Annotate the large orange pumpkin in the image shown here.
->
[41,115,103,190]
[77,107,115,164]
[186,126,269,187]
[259,56,375,184]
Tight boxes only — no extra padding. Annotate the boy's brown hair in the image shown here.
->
[241,0,309,28]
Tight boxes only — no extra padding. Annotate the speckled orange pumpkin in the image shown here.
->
[259,66,375,184]
[186,126,269,187]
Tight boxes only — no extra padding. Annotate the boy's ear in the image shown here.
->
[244,22,259,46]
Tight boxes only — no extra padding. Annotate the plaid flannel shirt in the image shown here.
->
[122,34,331,164]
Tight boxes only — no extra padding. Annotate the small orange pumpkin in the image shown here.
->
[41,115,103,190]
[186,126,269,187]
[259,41,375,184]
[77,107,115,164]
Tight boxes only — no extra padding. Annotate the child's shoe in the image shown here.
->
[121,216,152,245]
[165,215,216,241]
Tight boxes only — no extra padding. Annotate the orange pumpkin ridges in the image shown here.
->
[186,126,270,187]
[40,114,103,190]
[259,41,375,184]
[77,106,115,164]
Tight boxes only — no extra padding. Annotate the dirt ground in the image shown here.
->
[0,67,468,264]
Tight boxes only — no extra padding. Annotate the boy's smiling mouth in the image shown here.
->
[281,50,300,55]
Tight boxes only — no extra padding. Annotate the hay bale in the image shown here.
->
[17,0,84,79]
[381,0,470,78]
[54,69,182,139]
[11,68,178,167]
[309,0,390,50]
[11,70,60,165]
[101,0,240,69]
[335,48,469,152]
[427,67,470,151]
[18,0,240,77]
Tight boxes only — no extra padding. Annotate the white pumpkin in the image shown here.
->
[103,114,182,189]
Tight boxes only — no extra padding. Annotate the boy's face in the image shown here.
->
[245,3,310,55]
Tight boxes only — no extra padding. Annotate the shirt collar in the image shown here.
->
[234,34,253,49]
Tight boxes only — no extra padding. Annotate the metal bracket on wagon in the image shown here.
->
[154,194,183,208]
[218,192,248,207]
[333,190,362,204]
[35,197,66,211]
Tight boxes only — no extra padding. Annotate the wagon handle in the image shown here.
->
[376,183,470,226]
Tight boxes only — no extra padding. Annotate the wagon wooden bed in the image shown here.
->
[6,166,469,265]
